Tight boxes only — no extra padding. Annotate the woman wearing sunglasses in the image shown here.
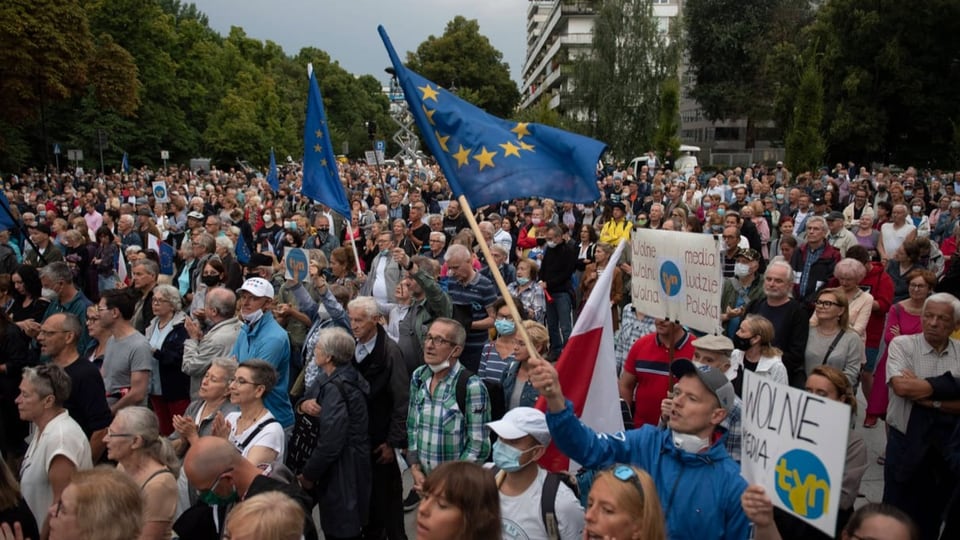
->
[584,464,665,540]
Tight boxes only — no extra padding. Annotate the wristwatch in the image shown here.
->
[933,400,943,409]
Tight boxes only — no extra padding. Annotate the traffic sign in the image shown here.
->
[375,140,386,152]
[67,149,83,161]
[160,150,169,160]
[53,144,61,155]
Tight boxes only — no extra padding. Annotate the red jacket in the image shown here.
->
[861,261,894,348]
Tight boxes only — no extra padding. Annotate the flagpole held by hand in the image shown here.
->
[345,220,363,276]
[457,194,539,361]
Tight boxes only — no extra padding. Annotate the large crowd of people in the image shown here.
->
[0,156,956,540]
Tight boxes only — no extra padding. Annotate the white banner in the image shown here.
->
[629,229,723,334]
[740,371,851,536]
[152,181,170,203]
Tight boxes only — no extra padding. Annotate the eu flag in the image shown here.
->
[378,26,604,208]
[235,232,251,265]
[121,152,130,174]
[302,71,351,219]
[0,190,17,231]
[158,241,176,275]
[266,148,280,192]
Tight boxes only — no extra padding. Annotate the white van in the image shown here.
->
[629,145,700,179]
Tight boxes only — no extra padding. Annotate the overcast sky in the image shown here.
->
[190,0,529,85]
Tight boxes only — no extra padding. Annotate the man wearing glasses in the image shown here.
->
[406,318,491,497]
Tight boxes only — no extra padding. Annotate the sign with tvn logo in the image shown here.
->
[740,371,852,535]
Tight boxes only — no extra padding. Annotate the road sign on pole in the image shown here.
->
[67,149,83,161]
[160,150,169,170]
[375,140,385,153]
[53,144,61,155]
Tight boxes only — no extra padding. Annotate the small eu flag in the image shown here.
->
[378,26,605,208]
[235,233,251,265]
[121,152,130,174]
[0,191,17,231]
[266,148,280,192]
[302,70,351,219]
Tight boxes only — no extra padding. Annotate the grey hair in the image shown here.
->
[59,313,84,343]
[924,293,960,322]
[431,317,467,347]
[835,258,867,282]
[347,295,379,320]
[766,259,796,287]
[22,364,71,406]
[115,407,180,475]
[315,327,357,366]
[205,287,237,318]
[40,261,73,284]
[119,214,135,227]
[215,235,234,252]
[444,243,472,263]
[152,284,182,311]
[209,357,239,381]
[132,259,159,277]
[805,215,827,230]
[195,233,216,253]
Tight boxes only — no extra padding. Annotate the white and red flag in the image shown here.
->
[537,239,626,472]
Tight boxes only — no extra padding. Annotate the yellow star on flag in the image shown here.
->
[511,122,531,140]
[314,144,322,152]
[419,84,439,102]
[320,158,327,167]
[315,129,323,139]
[453,145,471,167]
[473,147,497,171]
[519,141,535,152]
[499,141,521,158]
[422,104,436,126]
[435,131,450,152]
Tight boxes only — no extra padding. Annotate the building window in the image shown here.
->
[714,127,740,141]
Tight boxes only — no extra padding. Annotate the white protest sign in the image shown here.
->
[283,247,311,282]
[740,371,851,536]
[152,181,170,203]
[630,229,723,334]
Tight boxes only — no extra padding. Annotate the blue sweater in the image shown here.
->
[546,400,749,540]
[231,311,294,428]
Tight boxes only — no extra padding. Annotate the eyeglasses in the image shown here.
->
[105,429,134,438]
[609,464,645,500]
[230,377,259,387]
[814,300,841,308]
[909,283,929,290]
[424,334,456,347]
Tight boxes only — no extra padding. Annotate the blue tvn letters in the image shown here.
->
[774,449,831,519]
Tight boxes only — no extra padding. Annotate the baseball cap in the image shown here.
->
[826,211,844,221]
[137,207,152,217]
[237,277,274,299]
[486,407,551,446]
[692,334,734,353]
[813,197,826,205]
[736,248,760,262]
[187,211,205,220]
[29,223,52,236]
[670,359,735,414]
[246,252,274,269]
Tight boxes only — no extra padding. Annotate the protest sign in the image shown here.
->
[284,247,310,282]
[740,371,851,535]
[152,181,170,203]
[630,229,723,334]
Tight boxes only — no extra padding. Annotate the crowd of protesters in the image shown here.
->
[0,155,956,539]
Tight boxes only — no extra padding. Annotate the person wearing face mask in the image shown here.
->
[720,248,764,337]
[407,318,492,499]
[517,207,542,258]
[359,232,402,304]
[488,407,584,540]
[906,197,931,238]
[304,214,340,259]
[175,436,318,540]
[478,297,524,384]
[229,277,294,430]
[729,315,789,396]
[599,202,631,245]
[254,210,283,254]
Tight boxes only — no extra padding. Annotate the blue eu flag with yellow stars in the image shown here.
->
[266,147,280,192]
[378,26,604,208]
[302,70,351,219]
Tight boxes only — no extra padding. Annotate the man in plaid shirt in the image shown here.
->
[406,318,491,491]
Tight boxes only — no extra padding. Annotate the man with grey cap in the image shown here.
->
[529,351,749,539]
[487,407,583,540]
[825,210,858,256]
[660,334,744,463]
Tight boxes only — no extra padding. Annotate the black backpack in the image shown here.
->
[453,367,505,422]
[492,467,580,540]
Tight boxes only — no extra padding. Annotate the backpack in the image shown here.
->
[493,467,580,540]
[453,367,505,422]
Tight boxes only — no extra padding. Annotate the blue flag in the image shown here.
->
[302,71,351,219]
[158,241,176,275]
[235,233,251,265]
[0,190,17,231]
[266,148,280,192]
[378,26,604,208]
[121,152,130,174]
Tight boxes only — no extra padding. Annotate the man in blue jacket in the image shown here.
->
[231,277,294,429]
[529,355,749,540]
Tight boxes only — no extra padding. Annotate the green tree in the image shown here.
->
[571,0,671,159]
[653,78,681,159]
[784,61,825,174]
[810,0,960,166]
[515,98,568,129]
[405,16,519,117]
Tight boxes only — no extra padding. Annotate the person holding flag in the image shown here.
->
[528,351,749,540]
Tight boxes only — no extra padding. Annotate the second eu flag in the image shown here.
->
[302,71,351,219]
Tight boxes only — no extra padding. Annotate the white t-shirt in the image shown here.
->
[20,411,93,527]
[880,222,916,258]
[225,410,285,461]
[500,468,584,540]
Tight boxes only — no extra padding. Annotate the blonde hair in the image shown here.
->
[71,467,143,540]
[225,491,305,540]
[742,315,783,358]
[590,465,665,540]
[522,320,550,354]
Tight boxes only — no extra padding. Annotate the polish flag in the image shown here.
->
[116,246,128,285]
[536,239,626,473]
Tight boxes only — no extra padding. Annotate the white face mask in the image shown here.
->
[428,349,456,373]
[242,309,263,326]
[912,205,922,214]
[734,262,751,278]
[673,432,710,453]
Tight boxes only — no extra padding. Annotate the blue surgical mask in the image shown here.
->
[492,440,538,473]
[494,319,516,336]
[717,208,726,217]
[516,277,530,286]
